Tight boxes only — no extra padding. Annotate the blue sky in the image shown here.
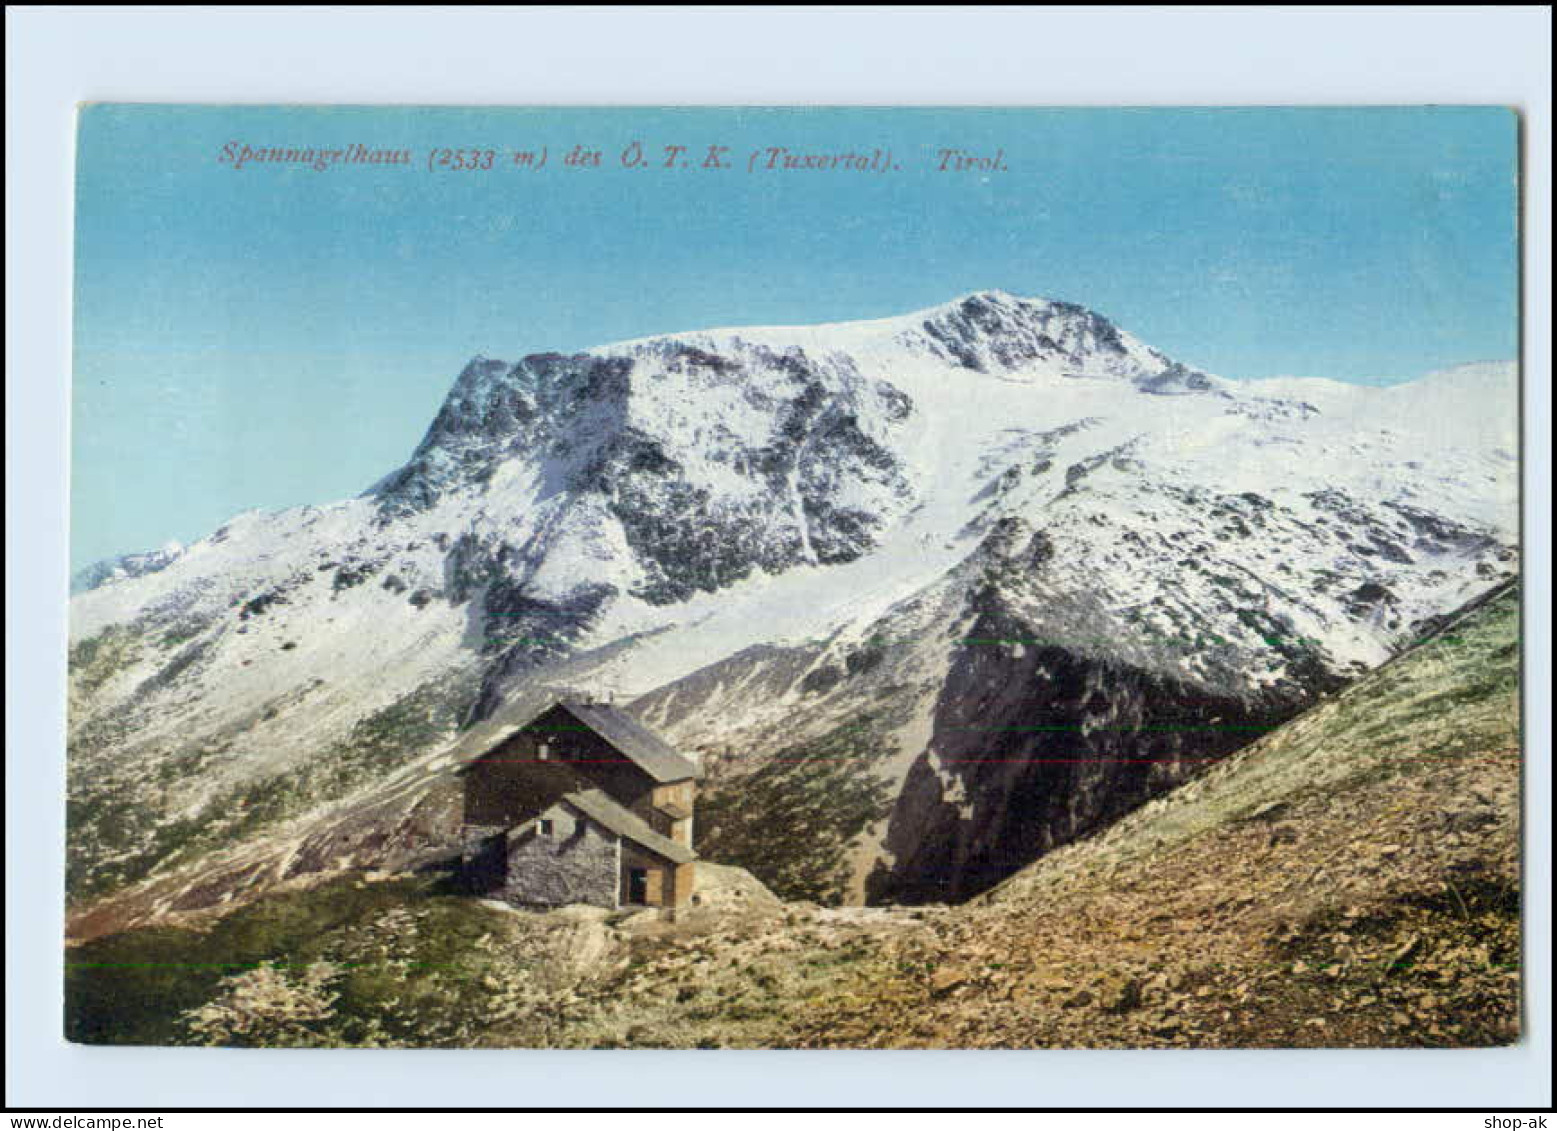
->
[72,105,1518,571]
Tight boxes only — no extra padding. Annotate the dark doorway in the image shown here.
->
[627,867,649,905]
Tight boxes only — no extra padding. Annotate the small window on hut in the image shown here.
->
[539,819,554,837]
[537,742,550,761]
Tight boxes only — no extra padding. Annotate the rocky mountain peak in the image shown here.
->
[902,291,1172,379]
[369,351,636,515]
[375,292,1212,519]
[70,542,185,595]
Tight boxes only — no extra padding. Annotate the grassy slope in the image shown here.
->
[66,584,1521,1048]
[696,713,898,903]
[786,582,1522,1047]
[66,667,479,905]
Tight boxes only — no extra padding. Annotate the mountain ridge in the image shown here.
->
[66,292,1519,923]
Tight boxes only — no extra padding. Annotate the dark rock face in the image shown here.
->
[866,604,1328,905]
[1383,500,1500,556]
[607,478,780,606]
[372,353,638,517]
[1135,361,1220,396]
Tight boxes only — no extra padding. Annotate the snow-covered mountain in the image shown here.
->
[66,292,1519,924]
[71,542,185,595]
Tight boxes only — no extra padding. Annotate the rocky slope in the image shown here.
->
[66,582,1521,1047]
[67,293,1518,926]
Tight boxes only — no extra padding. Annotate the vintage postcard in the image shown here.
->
[65,105,1521,1049]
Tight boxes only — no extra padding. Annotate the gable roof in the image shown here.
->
[450,695,699,783]
[561,701,699,783]
[558,788,696,864]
